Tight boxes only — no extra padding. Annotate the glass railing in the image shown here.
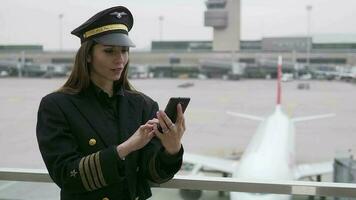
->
[0,180,59,200]
[1,168,356,199]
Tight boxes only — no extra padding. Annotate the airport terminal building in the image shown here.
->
[1,36,355,79]
[0,0,355,79]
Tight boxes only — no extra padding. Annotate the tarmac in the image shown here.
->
[1,77,355,199]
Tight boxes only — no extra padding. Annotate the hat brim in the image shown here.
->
[93,33,135,47]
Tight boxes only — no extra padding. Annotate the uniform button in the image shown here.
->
[136,166,140,172]
[102,197,109,200]
[89,138,96,146]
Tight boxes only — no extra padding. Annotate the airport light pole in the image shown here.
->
[59,14,64,51]
[306,5,312,68]
[18,51,25,78]
[158,15,164,41]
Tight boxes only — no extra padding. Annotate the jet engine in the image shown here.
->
[179,189,202,200]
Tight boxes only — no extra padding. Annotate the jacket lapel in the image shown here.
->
[117,95,129,142]
[117,92,142,143]
[70,89,118,147]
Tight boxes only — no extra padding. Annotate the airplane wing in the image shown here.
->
[226,111,264,121]
[294,161,333,179]
[183,153,238,174]
[292,113,335,123]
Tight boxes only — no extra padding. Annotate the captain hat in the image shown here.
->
[71,6,135,47]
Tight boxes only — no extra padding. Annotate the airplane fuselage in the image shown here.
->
[231,105,295,200]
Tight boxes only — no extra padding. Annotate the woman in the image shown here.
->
[36,6,185,200]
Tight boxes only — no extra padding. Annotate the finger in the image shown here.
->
[168,123,176,130]
[142,124,154,133]
[154,125,164,140]
[147,123,155,128]
[143,124,154,130]
[147,130,155,139]
[157,111,169,133]
[159,110,174,128]
[147,118,159,125]
[153,123,158,129]
[175,103,184,125]
[182,116,186,131]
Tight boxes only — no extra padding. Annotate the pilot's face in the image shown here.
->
[89,44,129,83]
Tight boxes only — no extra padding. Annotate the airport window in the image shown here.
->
[239,58,255,63]
[207,4,225,9]
[297,58,346,64]
[17,57,34,63]
[51,58,73,64]
[0,45,43,52]
[313,43,356,49]
[206,0,226,9]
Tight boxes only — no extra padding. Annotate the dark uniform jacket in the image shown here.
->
[36,86,183,200]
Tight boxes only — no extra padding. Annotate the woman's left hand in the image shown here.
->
[154,104,186,155]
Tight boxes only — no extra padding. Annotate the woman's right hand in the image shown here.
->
[116,120,156,159]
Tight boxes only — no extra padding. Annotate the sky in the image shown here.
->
[0,0,355,50]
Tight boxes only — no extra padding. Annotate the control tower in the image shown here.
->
[204,0,241,52]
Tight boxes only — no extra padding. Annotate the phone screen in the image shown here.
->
[158,97,190,132]
[164,97,190,123]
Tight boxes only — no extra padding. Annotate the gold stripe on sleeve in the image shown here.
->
[94,152,107,187]
[79,157,91,191]
[84,155,97,190]
[89,153,101,188]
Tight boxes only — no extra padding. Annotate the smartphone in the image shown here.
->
[157,97,190,132]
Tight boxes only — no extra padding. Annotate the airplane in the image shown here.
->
[181,56,335,200]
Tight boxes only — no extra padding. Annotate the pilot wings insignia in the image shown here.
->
[110,12,127,19]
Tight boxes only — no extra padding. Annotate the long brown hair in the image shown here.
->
[58,40,135,94]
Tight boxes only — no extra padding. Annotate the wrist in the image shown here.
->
[164,143,181,155]
[116,142,131,160]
